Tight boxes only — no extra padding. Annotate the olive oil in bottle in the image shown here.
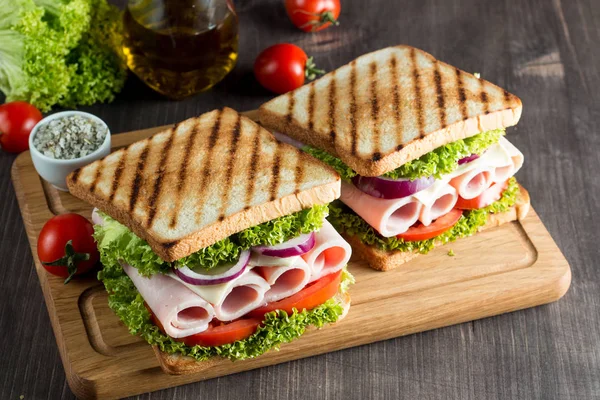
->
[123,0,238,99]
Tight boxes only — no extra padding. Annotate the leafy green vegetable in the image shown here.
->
[98,259,354,361]
[175,237,242,271]
[303,129,505,181]
[303,146,358,181]
[237,204,329,248]
[94,205,329,276]
[0,0,126,111]
[328,177,520,254]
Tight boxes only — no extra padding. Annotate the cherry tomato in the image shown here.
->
[37,213,99,283]
[248,270,342,317]
[0,101,43,153]
[285,0,341,32]
[396,209,464,242]
[455,180,509,210]
[254,43,324,94]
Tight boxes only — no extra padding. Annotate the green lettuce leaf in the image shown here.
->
[328,177,520,254]
[237,204,329,248]
[94,204,329,276]
[304,129,505,181]
[98,260,354,361]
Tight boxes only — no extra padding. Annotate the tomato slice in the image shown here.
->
[180,318,262,347]
[247,270,342,318]
[396,209,463,242]
[455,180,509,210]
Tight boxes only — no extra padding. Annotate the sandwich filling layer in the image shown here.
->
[94,209,354,361]
[303,129,525,253]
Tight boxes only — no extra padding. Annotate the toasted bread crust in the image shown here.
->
[152,293,352,375]
[67,107,341,261]
[343,185,531,271]
[259,45,522,177]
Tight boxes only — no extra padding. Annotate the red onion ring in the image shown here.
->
[458,153,480,165]
[252,232,316,257]
[351,175,434,199]
[175,250,251,285]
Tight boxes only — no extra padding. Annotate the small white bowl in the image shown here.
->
[29,111,111,191]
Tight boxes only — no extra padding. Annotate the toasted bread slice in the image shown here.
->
[153,292,351,375]
[67,107,340,262]
[259,45,522,177]
[342,185,530,271]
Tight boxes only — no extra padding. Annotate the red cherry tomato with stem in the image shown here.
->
[254,43,324,94]
[285,0,341,32]
[0,101,43,153]
[37,213,99,284]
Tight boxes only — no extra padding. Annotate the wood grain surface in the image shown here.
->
[1,0,599,399]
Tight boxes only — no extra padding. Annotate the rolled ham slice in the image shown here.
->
[340,181,422,237]
[490,137,524,183]
[172,270,270,322]
[254,256,312,303]
[302,220,352,282]
[121,263,215,338]
[449,168,493,199]
[417,183,458,226]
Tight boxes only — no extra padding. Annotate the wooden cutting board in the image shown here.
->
[11,111,571,400]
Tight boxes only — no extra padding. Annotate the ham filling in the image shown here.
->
[121,262,215,338]
[340,137,524,237]
[301,220,352,282]
[254,256,312,303]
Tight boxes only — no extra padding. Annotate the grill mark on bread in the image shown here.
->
[169,122,200,228]
[70,168,81,184]
[146,129,175,228]
[349,61,358,155]
[410,48,425,137]
[244,124,261,208]
[390,55,403,150]
[286,93,295,123]
[218,113,242,221]
[308,83,316,131]
[269,140,282,201]
[369,62,380,159]
[328,71,337,143]
[195,109,223,222]
[456,68,468,119]
[108,152,126,202]
[433,61,447,127]
[480,79,490,114]
[129,143,150,213]
[89,164,103,194]
[503,89,512,109]
[294,149,305,193]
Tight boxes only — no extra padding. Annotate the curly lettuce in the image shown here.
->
[0,0,126,111]
[237,204,329,248]
[98,260,354,361]
[94,204,329,276]
[328,177,520,254]
[304,129,505,181]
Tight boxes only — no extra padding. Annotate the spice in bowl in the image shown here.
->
[33,114,108,160]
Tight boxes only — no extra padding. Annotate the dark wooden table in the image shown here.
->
[2,0,599,398]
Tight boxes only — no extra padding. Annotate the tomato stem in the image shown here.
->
[296,9,339,31]
[42,240,90,284]
[305,57,325,81]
